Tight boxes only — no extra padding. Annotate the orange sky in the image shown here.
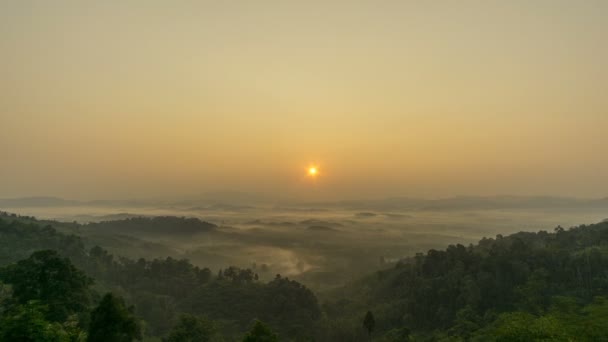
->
[1,1,607,200]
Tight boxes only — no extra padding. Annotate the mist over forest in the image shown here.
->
[2,195,608,340]
[2,0,608,340]
[2,195,606,288]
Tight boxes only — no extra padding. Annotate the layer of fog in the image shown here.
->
[3,196,608,290]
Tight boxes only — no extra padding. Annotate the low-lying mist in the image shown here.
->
[3,195,608,290]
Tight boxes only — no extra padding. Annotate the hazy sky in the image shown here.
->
[1,1,607,200]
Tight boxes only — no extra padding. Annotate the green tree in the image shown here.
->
[242,320,278,342]
[164,314,218,342]
[88,293,142,342]
[474,311,572,342]
[0,250,93,323]
[575,296,608,340]
[0,301,69,342]
[448,306,481,339]
[363,311,375,340]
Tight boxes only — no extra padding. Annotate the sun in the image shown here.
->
[308,167,317,176]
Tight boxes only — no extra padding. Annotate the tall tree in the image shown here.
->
[363,311,375,340]
[0,250,93,322]
[242,320,278,342]
[88,293,142,342]
[164,314,216,342]
[0,301,68,342]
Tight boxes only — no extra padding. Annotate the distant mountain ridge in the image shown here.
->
[305,195,608,211]
[2,195,608,211]
[0,196,80,207]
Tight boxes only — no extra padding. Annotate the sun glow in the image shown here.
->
[308,167,317,176]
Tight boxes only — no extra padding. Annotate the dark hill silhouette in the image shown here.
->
[85,216,216,235]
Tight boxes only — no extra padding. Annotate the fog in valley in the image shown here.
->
[4,195,607,291]
[2,1,608,340]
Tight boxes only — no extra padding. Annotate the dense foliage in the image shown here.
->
[163,314,218,342]
[0,214,86,266]
[0,249,109,341]
[0,215,319,340]
[6,211,608,340]
[324,221,608,340]
[88,293,142,342]
[242,320,279,342]
[0,250,94,323]
[85,216,217,235]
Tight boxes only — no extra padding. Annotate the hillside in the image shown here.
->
[323,220,608,340]
[0,214,320,340]
[4,210,608,340]
[85,216,217,235]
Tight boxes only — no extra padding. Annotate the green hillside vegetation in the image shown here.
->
[3,211,608,340]
[0,216,319,341]
[0,212,217,261]
[323,221,608,340]
[85,216,217,235]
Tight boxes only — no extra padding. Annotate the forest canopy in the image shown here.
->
[2,213,608,340]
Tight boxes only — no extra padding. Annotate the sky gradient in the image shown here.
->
[1,1,607,200]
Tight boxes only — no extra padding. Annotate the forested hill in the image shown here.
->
[85,216,217,235]
[0,214,320,341]
[4,210,608,341]
[324,220,608,340]
[0,211,217,235]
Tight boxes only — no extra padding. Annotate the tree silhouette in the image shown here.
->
[0,249,93,323]
[242,320,278,342]
[363,311,375,340]
[0,301,67,341]
[88,293,142,342]
[165,314,216,342]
